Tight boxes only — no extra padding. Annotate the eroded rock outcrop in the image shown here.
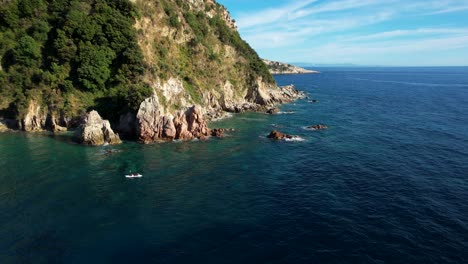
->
[73,111,121,145]
[136,94,210,143]
[21,100,46,132]
[173,106,210,140]
[0,120,9,132]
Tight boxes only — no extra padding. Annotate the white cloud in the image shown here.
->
[342,28,468,42]
[230,0,468,65]
[236,0,318,29]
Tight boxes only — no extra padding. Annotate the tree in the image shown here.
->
[76,41,116,92]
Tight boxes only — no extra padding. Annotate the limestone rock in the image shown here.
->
[21,100,46,131]
[0,120,8,132]
[211,128,225,138]
[73,111,121,145]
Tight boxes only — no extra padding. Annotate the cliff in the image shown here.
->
[0,0,303,143]
[263,59,320,75]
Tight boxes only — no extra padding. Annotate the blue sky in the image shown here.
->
[216,0,468,66]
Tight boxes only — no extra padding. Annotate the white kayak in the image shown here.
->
[125,174,143,178]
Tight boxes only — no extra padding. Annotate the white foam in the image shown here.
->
[211,113,234,122]
[302,126,317,131]
[284,137,306,142]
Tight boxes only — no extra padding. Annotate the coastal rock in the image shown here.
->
[267,130,297,140]
[136,94,210,143]
[46,114,67,133]
[173,105,210,140]
[308,124,328,130]
[0,120,9,132]
[73,111,121,145]
[267,107,280,114]
[136,94,175,143]
[21,100,46,132]
[211,128,225,138]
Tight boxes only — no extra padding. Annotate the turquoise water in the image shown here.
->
[1,67,468,263]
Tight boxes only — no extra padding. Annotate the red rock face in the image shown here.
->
[136,95,210,143]
[174,106,210,141]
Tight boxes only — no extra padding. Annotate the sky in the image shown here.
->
[216,0,468,66]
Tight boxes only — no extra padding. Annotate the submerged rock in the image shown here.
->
[73,111,121,145]
[308,124,328,130]
[21,100,46,132]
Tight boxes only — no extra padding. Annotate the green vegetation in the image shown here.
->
[0,0,149,121]
[0,0,275,124]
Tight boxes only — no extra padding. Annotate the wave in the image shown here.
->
[211,113,233,122]
[302,126,317,131]
[351,78,468,87]
[284,137,306,142]
[271,124,284,128]
[237,117,265,121]
[277,111,295,114]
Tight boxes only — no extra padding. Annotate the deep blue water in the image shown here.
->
[1,67,468,263]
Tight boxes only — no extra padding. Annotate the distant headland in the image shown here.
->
[263,59,320,75]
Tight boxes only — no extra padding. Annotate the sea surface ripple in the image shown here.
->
[1,67,468,263]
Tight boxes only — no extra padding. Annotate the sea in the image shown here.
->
[1,67,468,264]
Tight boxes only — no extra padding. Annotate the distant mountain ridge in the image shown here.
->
[263,59,320,74]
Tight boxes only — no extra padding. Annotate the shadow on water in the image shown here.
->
[12,230,67,264]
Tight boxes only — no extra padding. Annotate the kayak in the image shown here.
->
[125,174,143,178]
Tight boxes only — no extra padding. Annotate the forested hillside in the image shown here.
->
[0,0,278,135]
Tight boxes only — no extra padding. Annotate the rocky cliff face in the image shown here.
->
[263,59,320,75]
[135,93,210,143]
[0,0,305,144]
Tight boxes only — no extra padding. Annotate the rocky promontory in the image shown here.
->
[263,59,320,75]
[0,0,308,145]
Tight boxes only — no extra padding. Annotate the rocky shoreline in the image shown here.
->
[0,84,305,146]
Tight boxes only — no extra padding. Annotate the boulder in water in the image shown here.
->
[267,130,296,140]
[266,107,280,114]
[73,111,121,145]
